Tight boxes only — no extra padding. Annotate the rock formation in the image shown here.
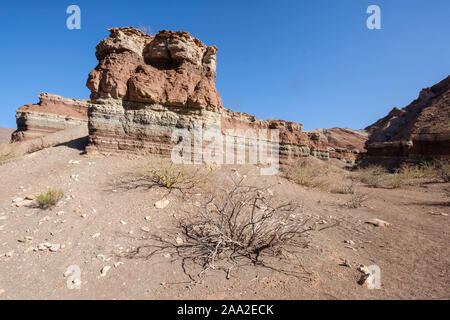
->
[11,93,89,142]
[9,26,368,165]
[365,75,450,163]
[85,27,364,164]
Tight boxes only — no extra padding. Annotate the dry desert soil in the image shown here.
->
[0,136,449,300]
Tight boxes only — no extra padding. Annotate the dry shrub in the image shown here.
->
[128,178,315,281]
[344,193,368,209]
[355,165,386,188]
[141,161,208,191]
[36,188,64,209]
[0,144,15,165]
[331,182,355,194]
[283,158,329,188]
[397,162,437,179]
[387,172,408,189]
[439,163,450,182]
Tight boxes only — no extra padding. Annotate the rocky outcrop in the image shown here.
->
[86,28,222,109]
[11,93,89,142]
[365,75,450,162]
[86,27,364,164]
[306,128,368,162]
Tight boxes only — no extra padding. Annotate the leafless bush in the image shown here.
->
[126,177,315,281]
[343,193,368,209]
[331,182,355,194]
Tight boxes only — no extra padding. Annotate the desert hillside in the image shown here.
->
[0,128,13,144]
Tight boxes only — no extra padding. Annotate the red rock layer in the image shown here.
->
[11,93,89,142]
[86,27,366,164]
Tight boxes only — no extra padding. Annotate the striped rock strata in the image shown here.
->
[86,27,365,164]
[11,93,89,142]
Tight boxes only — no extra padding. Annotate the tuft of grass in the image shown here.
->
[396,162,437,179]
[283,159,329,188]
[354,165,386,188]
[36,188,64,209]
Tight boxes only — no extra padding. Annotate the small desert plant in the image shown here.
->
[436,161,450,183]
[283,159,328,188]
[344,193,368,209]
[355,165,386,188]
[331,182,355,194]
[36,188,64,209]
[387,172,407,189]
[141,162,207,191]
[397,162,437,179]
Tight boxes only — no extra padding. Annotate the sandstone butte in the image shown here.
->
[9,27,449,165]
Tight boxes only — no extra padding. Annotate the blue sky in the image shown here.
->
[1,0,449,130]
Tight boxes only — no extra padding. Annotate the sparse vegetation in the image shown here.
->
[344,193,368,209]
[436,161,450,183]
[331,182,355,194]
[141,162,207,191]
[387,172,407,189]
[36,188,64,209]
[396,162,437,179]
[354,165,386,188]
[282,158,329,188]
[128,178,315,281]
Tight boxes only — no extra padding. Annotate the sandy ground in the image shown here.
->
[0,139,448,300]
[0,128,13,144]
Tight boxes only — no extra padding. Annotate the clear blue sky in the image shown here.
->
[1,0,449,130]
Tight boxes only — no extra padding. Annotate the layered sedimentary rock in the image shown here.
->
[12,93,89,142]
[86,27,364,164]
[365,75,450,162]
[306,128,368,162]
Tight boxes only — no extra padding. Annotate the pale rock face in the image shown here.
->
[95,27,153,60]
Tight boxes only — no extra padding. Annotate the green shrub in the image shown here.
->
[36,188,64,209]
